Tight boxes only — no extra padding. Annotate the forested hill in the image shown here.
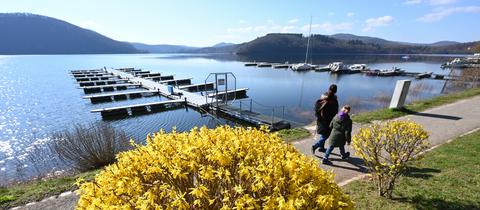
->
[0,13,140,54]
[233,33,478,55]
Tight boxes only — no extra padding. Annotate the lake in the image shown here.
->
[0,53,461,183]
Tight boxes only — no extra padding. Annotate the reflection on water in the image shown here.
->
[0,53,469,183]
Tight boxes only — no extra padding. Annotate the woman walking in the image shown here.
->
[312,84,339,154]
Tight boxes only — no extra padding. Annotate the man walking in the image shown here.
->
[312,84,339,154]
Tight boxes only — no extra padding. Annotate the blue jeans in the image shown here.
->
[312,134,326,150]
[323,145,347,160]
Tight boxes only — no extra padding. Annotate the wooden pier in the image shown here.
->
[207,88,249,99]
[211,104,290,131]
[76,75,119,82]
[179,82,215,92]
[144,75,174,81]
[78,79,129,87]
[80,84,141,94]
[273,64,291,69]
[257,63,272,67]
[70,68,290,130]
[83,90,159,103]
[91,99,185,118]
[158,78,192,86]
[107,68,209,107]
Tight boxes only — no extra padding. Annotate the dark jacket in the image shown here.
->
[326,113,352,147]
[315,93,339,136]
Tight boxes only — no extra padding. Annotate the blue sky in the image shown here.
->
[1,0,479,46]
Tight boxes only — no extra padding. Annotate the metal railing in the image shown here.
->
[230,99,286,125]
[204,72,237,106]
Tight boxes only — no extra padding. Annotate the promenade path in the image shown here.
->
[12,95,480,210]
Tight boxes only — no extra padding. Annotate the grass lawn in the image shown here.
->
[352,87,480,123]
[343,130,480,210]
[276,127,311,142]
[0,169,99,209]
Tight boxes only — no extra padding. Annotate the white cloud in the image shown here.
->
[346,12,355,17]
[363,16,394,32]
[267,19,274,24]
[287,18,299,24]
[281,26,297,33]
[227,26,253,33]
[328,12,335,16]
[238,20,247,24]
[404,0,422,5]
[404,0,457,5]
[418,6,480,22]
[428,0,457,5]
[302,22,352,33]
[253,25,267,32]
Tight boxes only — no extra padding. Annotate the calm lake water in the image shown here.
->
[0,53,460,183]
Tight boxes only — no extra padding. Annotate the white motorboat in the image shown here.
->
[348,64,369,72]
[329,62,350,73]
[291,63,313,71]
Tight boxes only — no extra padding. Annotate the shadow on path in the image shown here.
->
[399,108,462,121]
[314,153,369,173]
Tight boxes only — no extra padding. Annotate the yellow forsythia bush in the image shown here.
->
[352,120,429,198]
[76,126,353,209]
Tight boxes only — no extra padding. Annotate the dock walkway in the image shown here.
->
[108,69,209,107]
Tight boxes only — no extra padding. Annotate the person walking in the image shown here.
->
[322,105,352,165]
[312,84,339,154]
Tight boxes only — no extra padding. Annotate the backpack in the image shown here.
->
[314,98,327,118]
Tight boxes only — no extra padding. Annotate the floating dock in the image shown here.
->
[91,99,185,118]
[107,69,209,107]
[257,63,272,67]
[207,88,249,100]
[80,84,141,94]
[273,64,291,69]
[144,75,174,81]
[179,82,215,92]
[78,79,129,87]
[70,68,290,130]
[76,75,119,82]
[83,90,159,103]
[158,78,192,86]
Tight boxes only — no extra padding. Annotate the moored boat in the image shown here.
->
[348,64,369,73]
[366,67,404,76]
[416,72,433,79]
[329,62,350,74]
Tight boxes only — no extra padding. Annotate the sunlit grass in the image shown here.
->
[343,130,480,210]
[352,87,480,123]
[0,169,99,209]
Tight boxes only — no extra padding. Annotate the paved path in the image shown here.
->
[11,95,480,209]
[292,95,480,185]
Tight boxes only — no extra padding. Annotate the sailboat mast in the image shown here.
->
[305,16,312,64]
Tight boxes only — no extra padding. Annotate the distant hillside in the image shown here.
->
[131,43,198,53]
[234,33,477,55]
[330,33,461,47]
[329,33,396,46]
[0,13,140,54]
[211,42,236,47]
[132,42,237,53]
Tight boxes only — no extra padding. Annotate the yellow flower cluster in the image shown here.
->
[352,120,429,197]
[76,126,353,209]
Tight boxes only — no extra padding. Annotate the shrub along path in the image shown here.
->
[292,95,480,185]
[10,95,480,210]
